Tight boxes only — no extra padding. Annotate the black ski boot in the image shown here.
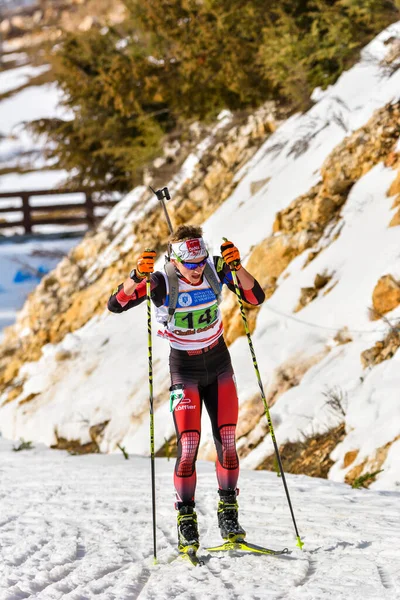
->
[177,504,199,553]
[217,489,246,541]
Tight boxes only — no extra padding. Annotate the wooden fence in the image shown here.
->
[0,189,119,234]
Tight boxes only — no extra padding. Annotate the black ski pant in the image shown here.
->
[169,337,239,506]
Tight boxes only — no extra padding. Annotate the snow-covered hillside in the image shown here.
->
[1,438,399,599]
[1,23,400,492]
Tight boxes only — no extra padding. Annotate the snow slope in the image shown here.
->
[1,24,400,490]
[0,438,399,599]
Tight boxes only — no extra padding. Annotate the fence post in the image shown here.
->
[21,193,32,234]
[85,192,95,228]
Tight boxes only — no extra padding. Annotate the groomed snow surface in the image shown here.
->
[0,439,399,600]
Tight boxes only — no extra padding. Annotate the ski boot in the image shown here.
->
[177,504,199,554]
[217,489,246,542]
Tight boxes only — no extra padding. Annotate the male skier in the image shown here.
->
[108,225,265,554]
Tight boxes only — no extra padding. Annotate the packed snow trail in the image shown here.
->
[0,439,399,599]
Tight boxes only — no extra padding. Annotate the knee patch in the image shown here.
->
[219,425,239,470]
[176,430,200,477]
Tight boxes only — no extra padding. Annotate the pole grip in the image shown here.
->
[149,186,174,234]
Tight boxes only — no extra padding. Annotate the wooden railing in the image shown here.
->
[0,189,119,234]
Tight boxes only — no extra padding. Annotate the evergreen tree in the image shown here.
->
[258,0,399,110]
[31,0,399,192]
[124,0,273,119]
[31,26,172,191]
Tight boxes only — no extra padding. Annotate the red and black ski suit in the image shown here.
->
[108,256,265,507]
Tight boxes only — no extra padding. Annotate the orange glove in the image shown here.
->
[221,240,242,271]
[136,249,157,277]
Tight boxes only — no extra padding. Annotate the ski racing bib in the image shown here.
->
[156,260,223,351]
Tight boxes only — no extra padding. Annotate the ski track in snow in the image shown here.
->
[0,443,399,599]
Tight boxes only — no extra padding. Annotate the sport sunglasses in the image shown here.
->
[178,254,209,270]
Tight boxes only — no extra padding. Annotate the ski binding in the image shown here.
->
[179,545,204,566]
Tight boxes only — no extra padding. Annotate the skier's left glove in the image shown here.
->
[221,240,242,271]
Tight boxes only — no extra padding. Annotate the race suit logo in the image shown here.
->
[178,293,193,307]
[175,396,196,411]
[170,386,197,412]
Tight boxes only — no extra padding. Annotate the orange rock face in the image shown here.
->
[372,274,400,318]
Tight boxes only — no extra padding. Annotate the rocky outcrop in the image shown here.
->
[371,275,400,317]
[221,232,314,345]
[333,327,353,345]
[388,165,400,226]
[0,0,126,41]
[294,272,333,313]
[390,207,400,226]
[222,102,400,347]
[236,348,330,459]
[344,434,400,488]
[51,419,110,455]
[274,102,400,240]
[256,423,346,479]
[360,325,400,368]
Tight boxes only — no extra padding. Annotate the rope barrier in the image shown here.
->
[262,302,400,336]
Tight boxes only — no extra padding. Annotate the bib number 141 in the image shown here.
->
[175,304,218,330]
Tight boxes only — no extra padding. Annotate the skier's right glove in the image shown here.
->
[133,249,156,280]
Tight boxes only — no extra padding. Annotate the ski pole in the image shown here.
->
[146,272,157,563]
[223,238,304,550]
[147,186,173,563]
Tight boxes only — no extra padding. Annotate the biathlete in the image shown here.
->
[108,225,265,554]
